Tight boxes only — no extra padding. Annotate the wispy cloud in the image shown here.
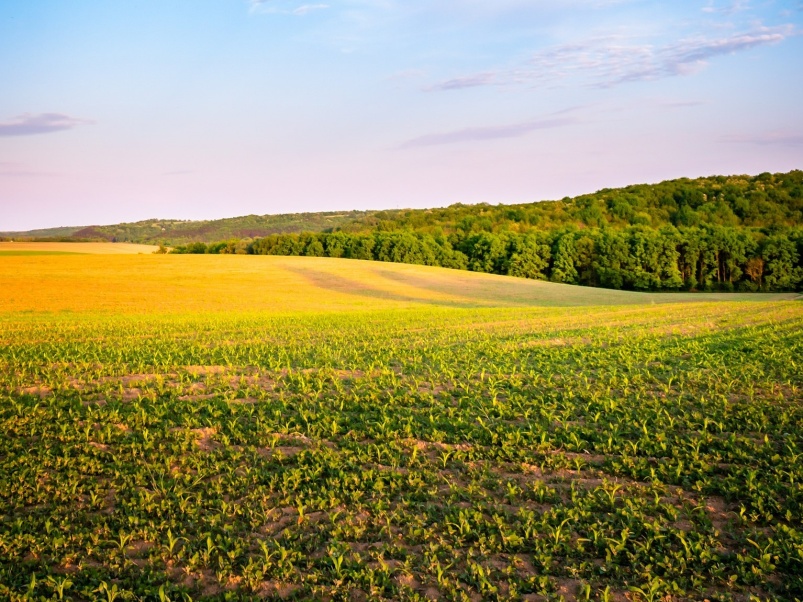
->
[427,26,792,91]
[249,0,330,15]
[0,113,92,137]
[293,4,329,15]
[249,0,632,22]
[415,0,636,17]
[702,0,750,15]
[399,115,577,149]
[431,72,498,91]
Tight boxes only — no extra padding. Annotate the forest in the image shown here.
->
[171,171,803,292]
[4,170,802,246]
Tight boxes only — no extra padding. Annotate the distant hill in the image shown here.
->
[2,170,801,244]
[1,211,374,245]
[0,226,84,239]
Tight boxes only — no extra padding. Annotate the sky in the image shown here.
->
[1,0,802,231]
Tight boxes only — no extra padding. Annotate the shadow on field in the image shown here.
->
[375,266,803,307]
[373,267,643,307]
[282,265,484,308]
[283,259,801,309]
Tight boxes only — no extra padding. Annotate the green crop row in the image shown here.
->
[0,302,801,601]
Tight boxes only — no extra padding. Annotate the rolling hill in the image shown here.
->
[0,249,797,315]
[2,170,801,245]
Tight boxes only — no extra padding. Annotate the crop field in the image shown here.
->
[1,248,802,601]
[0,243,159,256]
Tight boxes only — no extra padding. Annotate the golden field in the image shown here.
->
[0,243,798,315]
[0,241,159,255]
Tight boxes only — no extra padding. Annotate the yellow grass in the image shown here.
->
[0,241,158,254]
[0,251,798,315]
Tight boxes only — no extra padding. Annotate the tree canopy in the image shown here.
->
[170,171,803,293]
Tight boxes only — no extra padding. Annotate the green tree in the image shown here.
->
[461,233,509,274]
[346,235,375,260]
[550,231,579,284]
[761,235,801,290]
[506,233,551,280]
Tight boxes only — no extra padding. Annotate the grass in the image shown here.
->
[1,246,802,601]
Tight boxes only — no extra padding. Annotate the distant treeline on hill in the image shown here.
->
[0,236,97,243]
[172,225,803,292]
[4,170,803,245]
[0,212,372,245]
[167,171,803,292]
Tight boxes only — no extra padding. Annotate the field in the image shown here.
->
[1,247,802,601]
[0,243,159,256]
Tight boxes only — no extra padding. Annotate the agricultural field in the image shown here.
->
[1,247,802,601]
[0,243,159,256]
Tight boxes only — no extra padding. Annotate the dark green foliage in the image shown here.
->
[172,242,208,255]
[248,231,469,271]
[549,231,580,284]
[235,225,803,292]
[4,171,802,245]
[762,235,802,291]
[166,171,803,292]
[460,232,509,274]
[330,170,803,235]
[506,232,551,280]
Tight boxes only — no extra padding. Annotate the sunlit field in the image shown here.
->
[0,242,159,256]
[1,251,798,315]
[1,247,802,601]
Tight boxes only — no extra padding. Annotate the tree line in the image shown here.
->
[6,171,801,244]
[327,171,803,239]
[171,225,803,292]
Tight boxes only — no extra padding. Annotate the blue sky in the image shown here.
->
[1,0,801,230]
